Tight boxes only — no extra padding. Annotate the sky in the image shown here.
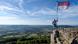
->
[0,0,77,25]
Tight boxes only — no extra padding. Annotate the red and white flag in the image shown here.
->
[58,1,70,10]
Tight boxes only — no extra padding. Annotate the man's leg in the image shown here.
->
[54,37,57,44]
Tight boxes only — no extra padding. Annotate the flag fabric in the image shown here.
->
[58,1,70,10]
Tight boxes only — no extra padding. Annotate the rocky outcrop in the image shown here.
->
[51,28,78,44]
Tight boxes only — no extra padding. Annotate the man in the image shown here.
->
[52,19,63,44]
[52,19,58,28]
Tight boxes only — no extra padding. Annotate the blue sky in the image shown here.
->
[0,0,78,25]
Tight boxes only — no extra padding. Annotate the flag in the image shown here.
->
[58,1,70,10]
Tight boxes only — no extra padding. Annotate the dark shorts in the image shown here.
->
[53,24,58,28]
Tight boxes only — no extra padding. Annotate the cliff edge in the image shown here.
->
[51,28,78,44]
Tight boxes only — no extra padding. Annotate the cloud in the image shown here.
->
[24,0,37,3]
[25,5,78,18]
[2,0,78,18]
[0,0,77,25]
[18,0,24,9]
[0,1,26,15]
[0,0,56,16]
[0,16,34,25]
[0,5,17,11]
[0,16,50,25]
[58,6,78,18]
[26,8,56,16]
[58,19,78,25]
[4,0,24,8]
[0,16,22,25]
[26,5,78,19]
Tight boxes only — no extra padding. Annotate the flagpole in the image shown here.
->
[56,0,58,21]
[56,0,59,29]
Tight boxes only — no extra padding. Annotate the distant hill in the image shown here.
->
[58,25,75,28]
[0,25,77,35]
